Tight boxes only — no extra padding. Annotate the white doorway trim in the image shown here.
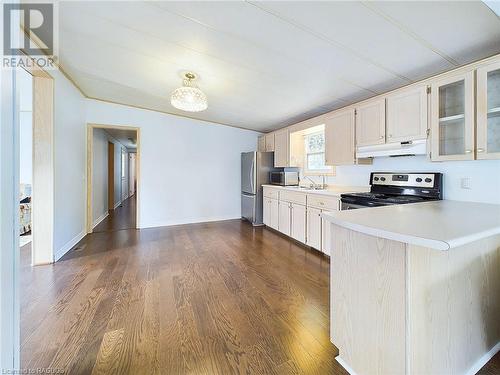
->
[31,69,54,265]
[1,59,20,373]
[86,123,141,234]
[13,60,56,266]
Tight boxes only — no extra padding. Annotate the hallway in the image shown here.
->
[93,194,136,233]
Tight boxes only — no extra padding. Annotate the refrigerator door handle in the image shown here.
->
[250,159,255,194]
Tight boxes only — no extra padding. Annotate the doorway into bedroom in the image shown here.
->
[87,125,139,234]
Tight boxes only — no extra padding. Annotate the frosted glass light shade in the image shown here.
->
[170,86,208,112]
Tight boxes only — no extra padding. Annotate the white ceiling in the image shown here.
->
[59,1,500,132]
[104,128,137,150]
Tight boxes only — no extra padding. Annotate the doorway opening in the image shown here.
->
[18,69,33,250]
[87,124,140,233]
[17,63,55,266]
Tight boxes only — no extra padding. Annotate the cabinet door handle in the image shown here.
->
[477,148,485,153]
[379,136,384,139]
[465,149,473,154]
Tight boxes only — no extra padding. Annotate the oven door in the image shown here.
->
[341,202,368,210]
[341,200,389,210]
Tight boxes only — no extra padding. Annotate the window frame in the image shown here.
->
[303,131,335,176]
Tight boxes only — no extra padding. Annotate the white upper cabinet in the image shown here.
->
[265,133,275,152]
[431,70,474,161]
[355,98,386,147]
[325,109,356,165]
[476,60,500,160]
[386,85,428,143]
[258,136,266,152]
[274,129,289,167]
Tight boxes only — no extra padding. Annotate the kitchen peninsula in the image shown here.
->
[323,200,500,375]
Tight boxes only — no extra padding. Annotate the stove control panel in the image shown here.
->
[371,173,436,188]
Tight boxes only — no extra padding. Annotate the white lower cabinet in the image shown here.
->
[291,203,306,243]
[306,207,334,255]
[278,201,291,236]
[263,198,271,226]
[277,201,306,243]
[263,187,340,256]
[306,207,322,250]
[263,197,279,230]
[321,212,333,256]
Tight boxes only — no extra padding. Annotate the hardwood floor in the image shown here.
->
[20,220,499,374]
[93,194,136,233]
[21,220,341,374]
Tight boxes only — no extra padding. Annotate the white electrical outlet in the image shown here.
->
[461,177,472,190]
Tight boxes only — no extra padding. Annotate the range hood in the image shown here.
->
[356,139,427,158]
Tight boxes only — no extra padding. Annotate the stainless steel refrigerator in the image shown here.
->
[241,151,275,226]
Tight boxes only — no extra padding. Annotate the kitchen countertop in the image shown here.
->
[322,200,500,250]
[262,184,369,197]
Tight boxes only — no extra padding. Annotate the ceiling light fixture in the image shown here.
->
[170,72,208,112]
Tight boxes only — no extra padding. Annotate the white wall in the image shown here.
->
[19,113,32,186]
[129,153,136,196]
[52,69,87,260]
[115,143,127,206]
[92,128,109,225]
[306,155,500,204]
[86,99,260,228]
[18,69,32,185]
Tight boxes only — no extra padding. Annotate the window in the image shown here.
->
[303,131,334,175]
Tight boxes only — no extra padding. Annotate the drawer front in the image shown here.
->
[307,194,340,211]
[263,187,279,200]
[280,190,307,205]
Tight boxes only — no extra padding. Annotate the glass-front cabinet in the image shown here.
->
[477,61,500,159]
[431,70,474,161]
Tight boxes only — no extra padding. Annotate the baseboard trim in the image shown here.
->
[466,341,500,375]
[263,225,330,258]
[138,216,240,229]
[54,229,86,262]
[92,212,109,229]
[334,342,499,375]
[335,356,357,375]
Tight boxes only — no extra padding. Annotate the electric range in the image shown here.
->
[341,172,443,210]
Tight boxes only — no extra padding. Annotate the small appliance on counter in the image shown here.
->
[341,172,443,210]
[241,151,276,226]
[269,170,299,186]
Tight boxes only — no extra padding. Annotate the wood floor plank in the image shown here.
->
[91,328,125,375]
[19,198,500,374]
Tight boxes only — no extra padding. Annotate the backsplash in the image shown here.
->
[302,156,500,204]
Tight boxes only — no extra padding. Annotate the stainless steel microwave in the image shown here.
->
[269,171,299,186]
